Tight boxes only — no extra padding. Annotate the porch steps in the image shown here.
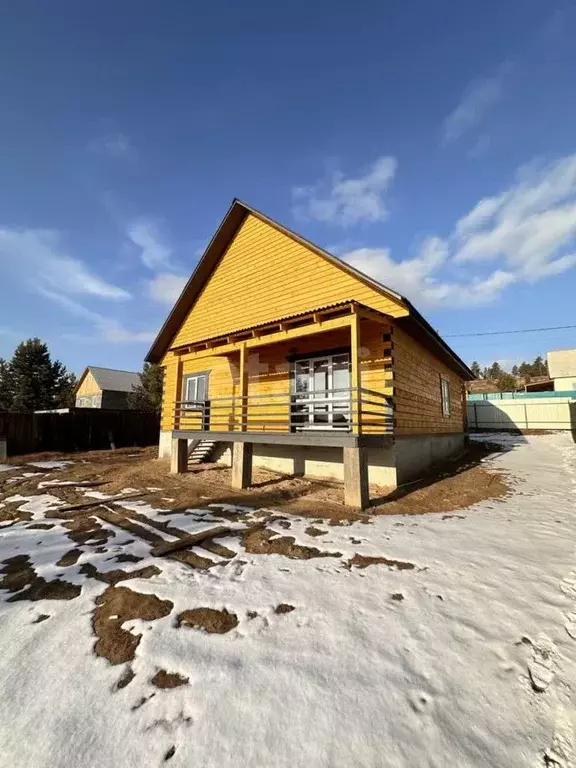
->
[188,439,218,465]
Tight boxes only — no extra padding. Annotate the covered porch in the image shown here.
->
[167,301,395,508]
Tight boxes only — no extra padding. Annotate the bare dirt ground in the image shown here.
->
[0,440,510,522]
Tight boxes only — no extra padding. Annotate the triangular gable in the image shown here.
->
[146,200,408,362]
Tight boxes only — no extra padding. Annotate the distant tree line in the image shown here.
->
[0,338,77,411]
[469,356,549,392]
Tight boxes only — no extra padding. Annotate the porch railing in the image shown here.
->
[172,387,393,435]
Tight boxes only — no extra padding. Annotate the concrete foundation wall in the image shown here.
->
[158,430,173,458]
[394,433,466,485]
[159,430,465,488]
[212,442,397,487]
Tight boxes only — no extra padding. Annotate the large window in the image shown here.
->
[440,376,451,417]
[291,353,351,430]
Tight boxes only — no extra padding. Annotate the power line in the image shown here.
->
[444,323,576,338]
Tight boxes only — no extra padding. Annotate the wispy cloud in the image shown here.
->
[339,152,576,307]
[0,228,130,300]
[127,219,173,270]
[442,63,512,145]
[147,272,187,305]
[344,239,515,308]
[39,289,155,344]
[454,154,576,279]
[88,132,135,159]
[292,156,397,226]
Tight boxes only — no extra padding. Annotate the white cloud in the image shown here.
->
[344,241,515,308]
[39,289,155,344]
[293,156,397,226]
[0,228,130,300]
[88,133,134,159]
[454,155,576,280]
[339,152,576,307]
[147,273,187,304]
[442,64,511,144]
[127,219,172,270]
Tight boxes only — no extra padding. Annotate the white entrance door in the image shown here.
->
[292,353,351,430]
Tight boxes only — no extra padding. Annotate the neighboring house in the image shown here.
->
[146,200,474,509]
[75,367,140,410]
[547,349,576,392]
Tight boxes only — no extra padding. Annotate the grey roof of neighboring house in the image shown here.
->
[86,367,140,393]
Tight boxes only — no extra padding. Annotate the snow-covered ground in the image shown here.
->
[1,433,576,767]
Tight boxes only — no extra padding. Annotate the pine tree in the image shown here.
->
[127,363,163,412]
[470,361,482,379]
[511,364,519,377]
[532,356,548,377]
[496,372,517,392]
[518,362,532,380]
[56,372,78,408]
[0,358,13,410]
[8,338,73,412]
[487,362,504,380]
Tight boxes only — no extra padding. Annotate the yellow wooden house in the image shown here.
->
[147,200,473,508]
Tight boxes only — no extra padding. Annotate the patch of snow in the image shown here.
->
[38,480,86,489]
[83,490,114,500]
[2,494,64,519]
[1,433,576,766]
[0,464,19,473]
[27,460,73,470]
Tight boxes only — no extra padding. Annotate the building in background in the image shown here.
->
[547,349,576,391]
[74,367,139,409]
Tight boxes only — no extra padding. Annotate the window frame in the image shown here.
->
[181,371,209,410]
[440,375,451,418]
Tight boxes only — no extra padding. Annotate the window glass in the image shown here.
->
[441,377,451,417]
[183,374,207,405]
[332,355,349,391]
[294,361,309,394]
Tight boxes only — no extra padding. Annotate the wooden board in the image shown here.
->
[151,525,232,556]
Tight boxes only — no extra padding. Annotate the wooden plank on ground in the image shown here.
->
[151,525,232,557]
[57,491,148,517]
[96,506,166,546]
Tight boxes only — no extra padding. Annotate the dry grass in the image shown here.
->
[1,440,510,524]
[175,607,239,634]
[93,586,173,665]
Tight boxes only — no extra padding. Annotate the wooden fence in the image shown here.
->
[0,409,160,456]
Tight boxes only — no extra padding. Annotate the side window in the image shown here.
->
[440,376,451,417]
[182,373,208,407]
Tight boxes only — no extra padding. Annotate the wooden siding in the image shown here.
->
[392,324,465,434]
[76,371,101,397]
[161,320,391,433]
[169,214,407,349]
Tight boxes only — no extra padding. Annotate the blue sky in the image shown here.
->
[1,0,576,375]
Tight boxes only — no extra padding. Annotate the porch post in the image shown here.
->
[239,342,248,431]
[350,311,362,435]
[174,354,183,430]
[343,445,369,510]
[232,442,253,489]
[170,436,188,474]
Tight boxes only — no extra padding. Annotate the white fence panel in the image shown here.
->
[467,397,576,431]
